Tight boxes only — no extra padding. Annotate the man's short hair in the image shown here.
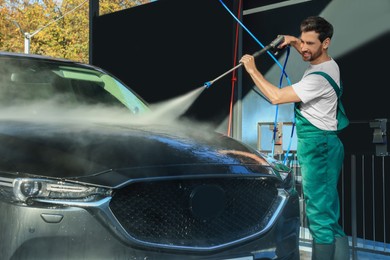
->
[300,16,334,42]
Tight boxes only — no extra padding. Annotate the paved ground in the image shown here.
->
[299,246,311,259]
[299,245,390,259]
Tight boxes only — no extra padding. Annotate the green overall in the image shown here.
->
[295,72,348,244]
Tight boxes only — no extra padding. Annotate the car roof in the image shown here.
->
[0,51,74,62]
[0,51,100,71]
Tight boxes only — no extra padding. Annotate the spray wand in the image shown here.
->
[203,35,285,89]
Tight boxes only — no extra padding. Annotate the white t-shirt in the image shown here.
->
[292,59,340,131]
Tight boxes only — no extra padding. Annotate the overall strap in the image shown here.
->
[308,71,342,98]
[307,71,349,131]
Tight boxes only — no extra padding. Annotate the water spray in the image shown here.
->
[203,35,285,89]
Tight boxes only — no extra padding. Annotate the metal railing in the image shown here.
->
[290,153,390,259]
[256,119,390,257]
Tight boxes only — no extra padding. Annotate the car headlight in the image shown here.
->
[10,178,111,203]
[277,170,295,190]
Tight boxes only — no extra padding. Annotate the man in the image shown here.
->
[240,16,349,260]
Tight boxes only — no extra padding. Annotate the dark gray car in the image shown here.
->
[0,52,300,260]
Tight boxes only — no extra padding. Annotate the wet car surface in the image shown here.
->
[0,52,300,260]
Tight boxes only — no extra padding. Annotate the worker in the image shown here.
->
[239,16,349,260]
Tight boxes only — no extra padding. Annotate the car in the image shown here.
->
[0,51,300,260]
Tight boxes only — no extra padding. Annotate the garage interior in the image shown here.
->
[88,0,390,258]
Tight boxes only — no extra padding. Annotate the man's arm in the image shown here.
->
[239,54,301,105]
[279,35,302,55]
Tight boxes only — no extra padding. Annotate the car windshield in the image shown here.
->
[0,57,150,119]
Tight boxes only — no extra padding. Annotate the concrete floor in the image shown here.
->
[299,245,390,260]
[299,246,311,259]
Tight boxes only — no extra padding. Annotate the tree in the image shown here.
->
[0,0,150,63]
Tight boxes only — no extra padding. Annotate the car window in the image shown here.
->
[0,58,150,116]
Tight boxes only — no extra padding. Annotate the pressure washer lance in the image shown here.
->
[203,35,285,89]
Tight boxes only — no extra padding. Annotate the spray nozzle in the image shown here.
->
[204,82,212,89]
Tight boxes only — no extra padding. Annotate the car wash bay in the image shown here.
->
[89,0,390,258]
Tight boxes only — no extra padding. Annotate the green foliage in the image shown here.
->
[0,0,149,63]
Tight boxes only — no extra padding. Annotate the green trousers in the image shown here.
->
[297,132,346,244]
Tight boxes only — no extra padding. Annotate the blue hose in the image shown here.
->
[218,0,295,165]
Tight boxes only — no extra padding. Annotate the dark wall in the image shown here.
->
[338,32,390,121]
[337,32,390,155]
[92,0,390,153]
[92,0,238,126]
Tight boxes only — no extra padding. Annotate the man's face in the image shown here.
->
[299,31,325,63]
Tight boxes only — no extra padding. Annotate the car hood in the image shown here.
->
[0,119,277,184]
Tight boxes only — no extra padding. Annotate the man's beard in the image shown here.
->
[302,50,321,62]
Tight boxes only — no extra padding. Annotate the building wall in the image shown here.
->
[91,0,390,154]
[92,0,238,130]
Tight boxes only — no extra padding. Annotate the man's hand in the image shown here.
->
[278,35,300,50]
[239,54,257,75]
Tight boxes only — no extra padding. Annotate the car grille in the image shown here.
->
[109,177,280,248]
